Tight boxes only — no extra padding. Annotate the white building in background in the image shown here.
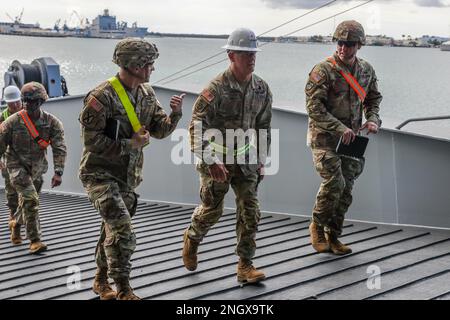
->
[441,41,450,51]
[366,35,393,46]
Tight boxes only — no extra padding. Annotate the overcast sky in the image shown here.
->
[2,0,450,38]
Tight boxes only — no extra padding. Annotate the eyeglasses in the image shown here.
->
[234,51,256,56]
[22,97,43,105]
[337,40,358,48]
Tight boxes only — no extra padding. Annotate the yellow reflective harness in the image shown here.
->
[108,76,142,133]
[2,109,10,120]
[327,57,367,103]
[18,110,50,149]
[209,140,252,156]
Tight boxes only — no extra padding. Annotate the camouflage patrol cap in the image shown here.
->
[21,82,48,101]
[112,38,159,69]
[333,20,366,45]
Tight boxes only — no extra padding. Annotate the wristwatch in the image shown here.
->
[55,170,63,177]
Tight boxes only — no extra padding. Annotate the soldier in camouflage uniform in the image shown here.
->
[305,21,382,255]
[79,38,184,300]
[1,86,23,222]
[0,82,67,253]
[182,28,272,283]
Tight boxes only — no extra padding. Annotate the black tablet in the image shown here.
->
[336,135,369,158]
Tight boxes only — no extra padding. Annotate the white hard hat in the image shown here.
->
[222,28,261,52]
[3,85,21,103]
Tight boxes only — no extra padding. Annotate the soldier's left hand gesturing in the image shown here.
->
[51,174,62,188]
[170,93,186,113]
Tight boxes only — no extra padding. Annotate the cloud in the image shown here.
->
[414,0,450,7]
[260,0,450,9]
[261,0,334,9]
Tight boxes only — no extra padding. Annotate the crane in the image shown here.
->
[5,13,15,22]
[71,10,87,29]
[5,8,24,24]
[54,18,61,31]
[16,8,24,23]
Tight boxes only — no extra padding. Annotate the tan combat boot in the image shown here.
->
[309,222,330,253]
[326,233,352,255]
[29,241,47,254]
[92,268,117,300]
[182,228,200,271]
[237,259,266,283]
[8,220,22,245]
[115,278,141,300]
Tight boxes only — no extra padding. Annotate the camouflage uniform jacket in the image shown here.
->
[0,108,11,173]
[305,52,383,150]
[79,76,182,188]
[0,110,67,178]
[189,68,272,174]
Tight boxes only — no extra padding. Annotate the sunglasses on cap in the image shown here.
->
[337,40,358,47]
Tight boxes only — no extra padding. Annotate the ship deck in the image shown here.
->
[1,190,450,300]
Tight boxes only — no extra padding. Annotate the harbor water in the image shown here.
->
[0,35,449,139]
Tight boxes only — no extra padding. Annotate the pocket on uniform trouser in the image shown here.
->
[313,150,342,182]
[121,191,138,218]
[241,198,260,232]
[312,149,327,168]
[233,172,260,230]
[89,183,130,222]
[21,185,39,214]
[312,150,336,174]
[199,183,214,207]
[343,156,365,181]
[199,174,228,210]
[87,184,110,207]
[9,169,33,190]
[33,176,44,193]
[104,222,136,278]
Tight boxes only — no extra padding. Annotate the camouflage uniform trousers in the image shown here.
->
[187,164,261,260]
[1,166,19,216]
[8,168,43,242]
[311,149,365,236]
[83,179,138,280]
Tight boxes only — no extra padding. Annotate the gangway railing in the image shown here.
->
[396,115,450,130]
[2,89,449,229]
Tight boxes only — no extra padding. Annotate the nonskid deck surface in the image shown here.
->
[0,190,449,300]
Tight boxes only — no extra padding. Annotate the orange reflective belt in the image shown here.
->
[327,57,367,103]
[18,110,50,149]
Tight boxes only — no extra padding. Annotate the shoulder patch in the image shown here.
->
[310,70,325,84]
[87,96,103,112]
[201,89,214,103]
[81,109,96,125]
[305,81,314,92]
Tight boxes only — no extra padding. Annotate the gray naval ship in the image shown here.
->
[0,9,147,39]
[84,9,147,39]
[0,57,449,300]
